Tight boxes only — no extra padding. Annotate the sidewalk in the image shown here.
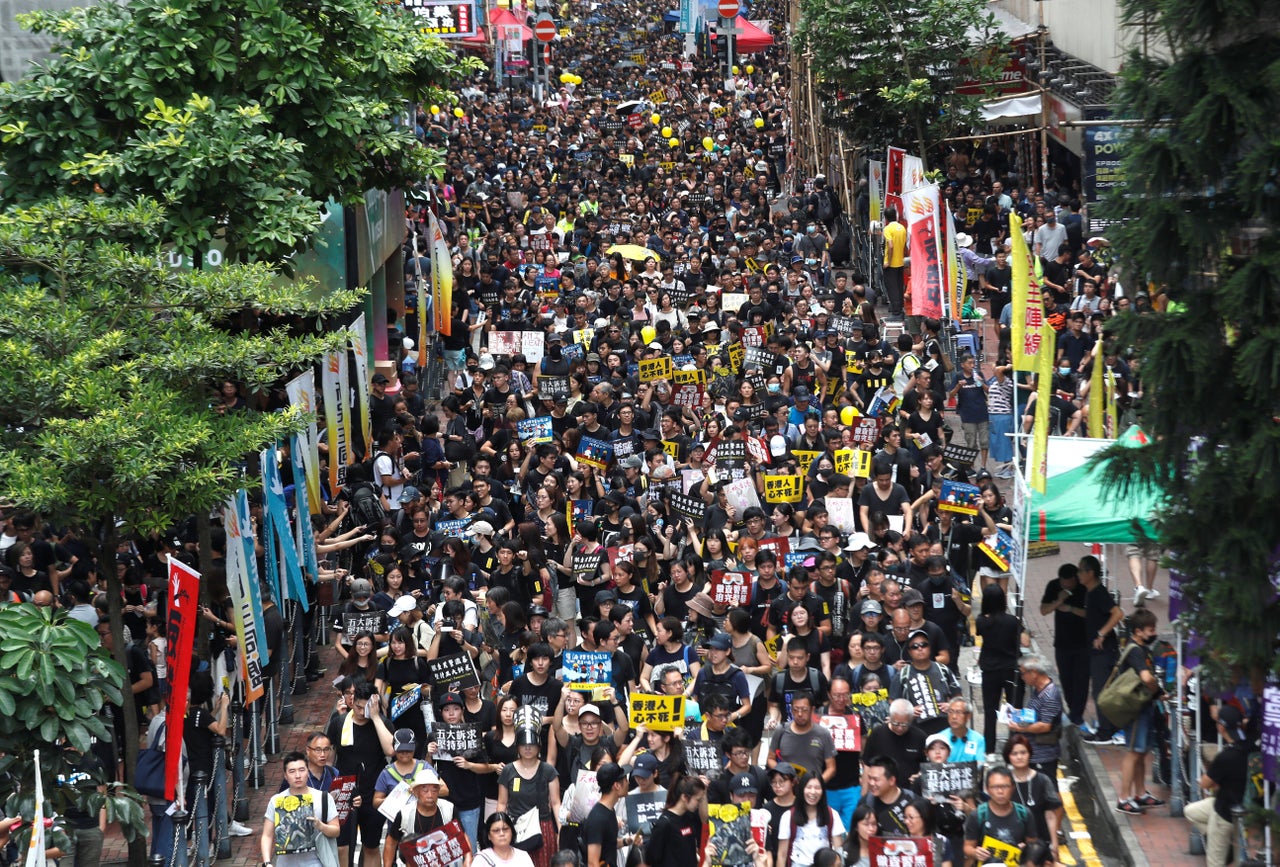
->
[101,644,342,866]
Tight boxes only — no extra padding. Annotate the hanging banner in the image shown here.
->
[25,748,44,867]
[1009,213,1047,373]
[885,146,906,217]
[285,370,324,515]
[290,434,321,582]
[224,491,266,703]
[321,350,352,492]
[902,185,943,319]
[350,313,373,451]
[1031,314,1054,494]
[429,210,453,336]
[262,446,309,610]
[941,201,961,322]
[164,556,201,800]
[902,154,926,193]
[868,160,884,224]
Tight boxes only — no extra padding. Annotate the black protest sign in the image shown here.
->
[942,443,980,469]
[572,549,603,578]
[539,376,571,400]
[919,761,980,798]
[829,315,861,338]
[426,652,480,693]
[715,440,746,465]
[434,723,480,760]
[668,492,706,522]
[342,609,386,642]
[625,789,669,836]
[743,346,783,376]
[683,727,722,779]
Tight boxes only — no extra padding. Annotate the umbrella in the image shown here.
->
[614,99,646,114]
[607,244,661,261]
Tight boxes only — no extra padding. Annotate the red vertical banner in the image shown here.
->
[885,146,906,217]
[165,556,201,800]
[903,185,943,319]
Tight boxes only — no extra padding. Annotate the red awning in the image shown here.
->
[732,16,773,53]
[460,28,490,50]
[489,7,534,41]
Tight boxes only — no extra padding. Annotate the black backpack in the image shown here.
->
[817,190,836,224]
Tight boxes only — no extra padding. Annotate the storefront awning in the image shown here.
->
[981,93,1041,121]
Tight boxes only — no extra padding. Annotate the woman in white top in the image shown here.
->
[777,777,846,867]
[473,811,535,867]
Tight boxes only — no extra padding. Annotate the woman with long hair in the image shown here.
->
[691,527,735,572]
[841,803,878,867]
[777,776,845,867]
[903,797,955,867]
[496,732,561,867]
[639,616,700,687]
[784,605,831,678]
[337,633,378,684]
[976,584,1029,747]
[373,564,409,612]
[481,695,522,821]
[976,483,1015,592]
[1004,734,1063,857]
[373,626,431,755]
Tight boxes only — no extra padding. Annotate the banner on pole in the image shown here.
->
[903,185,943,319]
[350,313,372,451]
[164,556,201,799]
[321,351,352,492]
[224,491,266,703]
[285,370,323,514]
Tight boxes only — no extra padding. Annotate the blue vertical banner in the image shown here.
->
[290,434,320,585]
[261,445,309,612]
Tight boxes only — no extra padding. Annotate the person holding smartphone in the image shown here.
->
[260,751,341,867]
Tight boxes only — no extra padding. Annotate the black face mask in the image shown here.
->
[550,344,563,359]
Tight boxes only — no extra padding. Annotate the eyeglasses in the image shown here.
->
[308,745,332,753]
[888,720,911,729]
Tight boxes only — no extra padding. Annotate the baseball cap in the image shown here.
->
[399,486,421,504]
[437,692,464,709]
[389,596,418,618]
[595,590,618,605]
[372,373,390,384]
[925,732,951,750]
[901,588,925,607]
[639,429,662,441]
[393,728,417,752]
[632,753,660,778]
[466,521,495,537]
[845,532,874,552]
[859,599,883,616]
[793,386,811,400]
[730,773,758,795]
[907,628,930,643]
[769,763,799,779]
[596,762,628,790]
[578,703,603,719]
[349,579,373,600]
[706,633,733,651]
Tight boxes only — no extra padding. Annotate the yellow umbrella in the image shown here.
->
[606,244,661,261]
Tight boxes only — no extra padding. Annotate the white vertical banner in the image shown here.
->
[902,154,926,193]
[25,749,44,867]
[321,351,352,492]
[223,492,266,703]
[349,313,373,450]
[285,370,323,513]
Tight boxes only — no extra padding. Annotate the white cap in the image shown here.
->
[389,596,418,617]
[845,532,875,552]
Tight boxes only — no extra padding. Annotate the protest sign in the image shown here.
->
[567,499,593,531]
[707,802,752,867]
[683,728,722,779]
[681,468,706,494]
[721,293,748,313]
[709,571,753,607]
[329,775,358,824]
[390,685,423,722]
[763,474,803,503]
[435,519,469,537]
[397,820,471,867]
[639,356,674,382]
[978,530,1014,572]
[918,761,979,798]
[727,342,745,373]
[521,330,544,363]
[818,714,863,752]
[672,383,703,409]
[567,769,601,822]
[869,836,935,867]
[434,723,480,760]
[668,492,707,522]
[741,325,769,347]
[605,544,635,571]
[849,418,883,448]
[723,477,761,514]
[981,837,1021,867]
[867,386,899,418]
[629,694,685,732]
[756,536,791,560]
[942,443,980,468]
[576,436,614,470]
[742,346,782,375]
[1261,675,1278,783]
[674,368,706,387]
[937,480,981,515]
[661,439,681,459]
[490,330,523,356]
[517,417,554,444]
[426,653,480,693]
[625,789,669,836]
[539,376,571,400]
[792,450,821,475]
[563,650,612,691]
[572,549,604,582]
[826,498,857,533]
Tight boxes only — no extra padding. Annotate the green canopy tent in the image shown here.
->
[1027,426,1162,543]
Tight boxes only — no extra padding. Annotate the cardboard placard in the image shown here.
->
[562,650,612,691]
[490,330,523,356]
[723,477,761,514]
[707,802,752,867]
[398,820,472,867]
[434,722,480,760]
[756,536,791,560]
[742,346,782,375]
[722,293,748,313]
[869,836,935,867]
[741,325,769,348]
[390,685,423,721]
[826,498,857,533]
[978,530,1013,572]
[625,788,669,834]
[628,694,686,732]
[330,775,359,824]
[639,356,674,382]
[937,480,981,515]
[849,418,883,448]
[426,652,480,693]
[668,492,707,522]
[435,519,469,537]
[942,443,980,468]
[683,729,722,779]
[709,570,753,607]
[792,450,821,476]
[818,714,863,752]
[539,376,571,400]
[919,761,980,798]
[673,368,706,387]
[577,436,614,470]
[662,439,681,459]
[981,836,1021,867]
[672,382,703,409]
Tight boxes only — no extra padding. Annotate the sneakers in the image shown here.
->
[1135,792,1166,807]
[1079,720,1097,736]
[1115,799,1144,815]
[1133,586,1148,607]
[1145,588,1161,599]
[994,467,1015,479]
[228,821,254,837]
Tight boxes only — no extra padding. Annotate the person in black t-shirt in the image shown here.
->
[859,755,913,837]
[326,679,394,858]
[583,763,628,867]
[1038,564,1088,725]
[1184,704,1252,863]
[645,776,707,867]
[1079,555,1124,739]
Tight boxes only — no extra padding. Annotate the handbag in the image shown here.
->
[1096,661,1154,728]
[444,420,477,463]
[514,807,543,851]
[135,746,167,799]
[315,788,339,867]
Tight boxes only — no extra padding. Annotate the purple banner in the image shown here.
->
[1167,569,1184,622]
[1263,675,1279,784]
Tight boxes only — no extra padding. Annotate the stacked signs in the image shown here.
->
[715,440,748,482]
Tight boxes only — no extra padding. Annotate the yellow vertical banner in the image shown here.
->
[1031,324,1054,494]
[429,210,452,337]
[1088,345,1105,439]
[1009,213,1046,372]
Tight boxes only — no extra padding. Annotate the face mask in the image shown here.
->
[767,383,781,394]
[1058,366,1071,376]
[550,345,563,359]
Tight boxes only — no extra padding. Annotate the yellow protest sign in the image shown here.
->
[532,124,548,132]
[648,89,667,103]
[764,634,782,660]
[660,161,676,171]
[639,356,673,382]
[572,327,595,347]
[727,342,745,374]
[833,448,856,476]
[982,837,1022,867]
[763,474,803,503]
[852,448,872,479]
[629,694,685,732]
[674,368,706,387]
[619,154,635,167]
[662,440,681,459]
[845,351,865,375]
[792,450,821,476]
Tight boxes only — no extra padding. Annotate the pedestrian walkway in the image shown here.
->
[100,645,341,865]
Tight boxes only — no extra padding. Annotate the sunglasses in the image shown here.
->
[909,642,930,650]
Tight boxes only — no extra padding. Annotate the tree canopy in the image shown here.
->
[1101,0,1280,675]
[795,0,1006,161]
[0,0,480,261]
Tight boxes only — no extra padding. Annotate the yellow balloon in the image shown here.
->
[572,74,583,85]
[453,107,464,118]
[840,406,858,426]
[661,126,673,138]
[746,65,755,74]
[668,137,679,148]
[754,117,764,128]
[702,136,714,151]
[560,72,572,83]
[650,113,661,125]
[641,325,657,344]
[732,65,740,75]
[429,105,440,115]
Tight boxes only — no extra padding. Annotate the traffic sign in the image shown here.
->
[534,14,556,41]
[717,0,739,19]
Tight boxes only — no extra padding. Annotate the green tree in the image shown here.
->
[1101,0,1280,677]
[0,604,147,851]
[795,0,1005,163]
[0,197,361,863]
[0,0,480,262]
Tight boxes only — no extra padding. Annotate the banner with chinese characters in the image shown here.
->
[709,570,753,607]
[628,694,685,732]
[398,820,472,867]
[870,836,934,867]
